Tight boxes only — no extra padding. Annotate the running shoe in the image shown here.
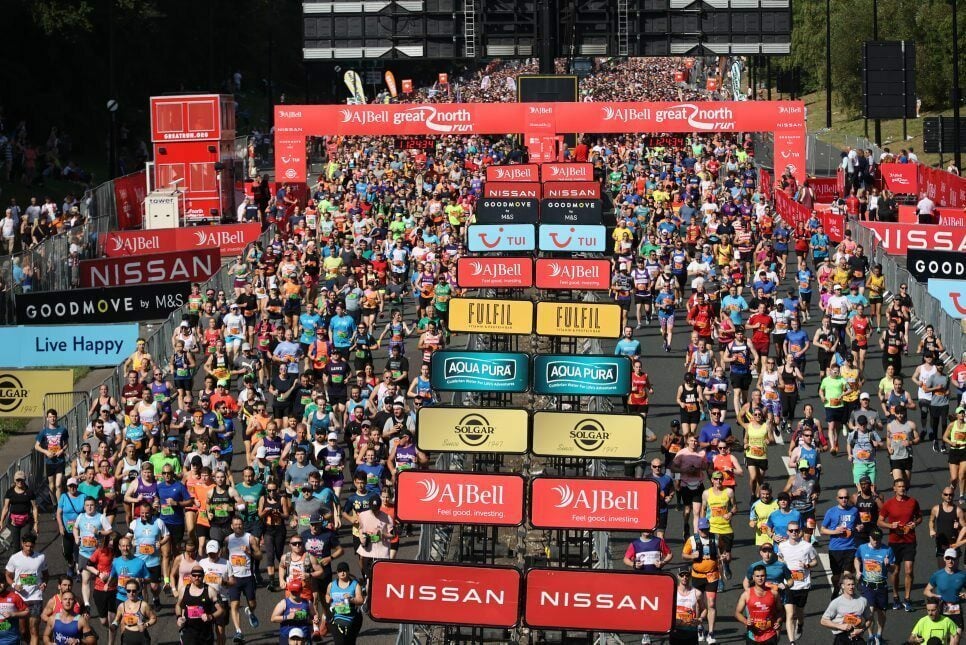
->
[246,607,259,628]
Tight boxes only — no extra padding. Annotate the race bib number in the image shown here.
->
[138,544,155,556]
[123,614,139,626]
[855,449,871,460]
[860,512,872,523]
[711,506,727,518]
[204,572,221,585]
[230,555,247,567]
[186,605,206,619]
[19,573,36,586]
[790,569,805,582]
[675,607,695,624]
[842,613,862,626]
[764,391,778,401]
[749,445,765,458]
[945,602,962,615]
[81,536,98,548]
[160,505,174,516]
[829,397,842,407]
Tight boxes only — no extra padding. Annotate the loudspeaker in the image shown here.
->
[862,41,916,120]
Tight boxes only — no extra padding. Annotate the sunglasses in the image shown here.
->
[947,557,958,561]
[290,541,302,546]
[191,572,203,577]
[787,528,801,533]
[837,496,849,499]
[126,588,139,593]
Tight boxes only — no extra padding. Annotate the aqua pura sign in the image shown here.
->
[531,355,631,396]
[430,351,530,393]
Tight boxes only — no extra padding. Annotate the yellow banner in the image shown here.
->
[449,298,534,335]
[531,412,644,459]
[0,370,73,418]
[535,302,622,338]
[417,407,529,454]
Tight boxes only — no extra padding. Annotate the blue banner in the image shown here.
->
[927,278,966,319]
[0,324,141,368]
[430,351,530,392]
[467,224,536,252]
[531,354,631,396]
[538,225,607,252]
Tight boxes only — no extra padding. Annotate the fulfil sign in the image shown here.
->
[483,182,541,199]
[448,298,534,335]
[543,181,601,199]
[541,162,593,181]
[396,471,525,526]
[369,561,521,628]
[535,301,622,338]
[529,477,658,531]
[524,569,675,634]
[535,258,610,290]
[485,164,538,182]
[456,257,533,289]
[79,249,221,288]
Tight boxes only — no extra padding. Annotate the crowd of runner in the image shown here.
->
[3,61,966,645]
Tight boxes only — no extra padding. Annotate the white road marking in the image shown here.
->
[774,430,785,446]
[782,456,795,476]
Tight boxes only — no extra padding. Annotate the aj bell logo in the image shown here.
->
[546,262,600,280]
[493,167,532,180]
[193,230,246,247]
[553,484,640,513]
[469,261,522,278]
[417,478,505,506]
[548,166,586,179]
[339,106,473,133]
[111,235,161,253]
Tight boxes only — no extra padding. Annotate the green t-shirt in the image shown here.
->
[235,482,266,522]
[433,284,452,311]
[638,243,661,257]
[820,376,847,408]
[148,452,182,476]
[911,615,958,644]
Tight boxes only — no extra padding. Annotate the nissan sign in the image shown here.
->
[543,181,601,199]
[529,477,659,531]
[16,282,191,325]
[907,248,966,283]
[483,182,541,199]
[369,561,521,628]
[396,471,525,526]
[79,248,221,288]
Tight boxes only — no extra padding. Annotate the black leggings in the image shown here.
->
[262,525,287,568]
[62,532,77,567]
[931,404,950,438]
[780,391,800,420]
[329,615,363,645]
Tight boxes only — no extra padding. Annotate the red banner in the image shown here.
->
[759,168,773,200]
[809,177,838,203]
[824,211,846,243]
[541,162,593,182]
[101,223,261,258]
[937,208,966,228]
[534,258,611,290]
[880,163,919,194]
[674,71,685,83]
[483,182,541,198]
[438,73,449,86]
[706,78,719,92]
[401,79,413,94]
[837,168,846,197]
[524,569,675,633]
[113,170,147,230]
[456,257,534,289]
[80,248,221,288]
[369,562,521,628]
[543,181,600,199]
[485,164,539,183]
[529,477,658,530]
[864,222,966,254]
[395,471,525,525]
[919,164,966,208]
[773,190,810,228]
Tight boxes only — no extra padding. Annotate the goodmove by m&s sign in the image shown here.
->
[531,354,631,396]
[448,298,534,335]
[531,411,644,459]
[396,471,525,526]
[529,477,658,531]
[416,406,529,454]
[523,569,674,634]
[430,351,529,393]
[369,561,521,628]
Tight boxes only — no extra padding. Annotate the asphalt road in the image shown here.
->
[21,250,953,645]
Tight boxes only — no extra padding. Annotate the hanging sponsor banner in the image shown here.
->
[0,370,73,418]
[535,258,611,290]
[731,61,743,101]
[79,248,220,288]
[864,222,966,254]
[535,302,622,338]
[674,70,685,83]
[523,569,675,634]
[343,70,366,104]
[539,199,602,225]
[113,170,147,230]
[919,164,966,208]
[825,211,846,243]
[448,298,534,335]
[542,181,600,199]
[538,224,606,252]
[706,77,719,92]
[396,471,525,526]
[416,407,530,454]
[483,182,541,199]
[907,249,966,282]
[467,224,536,252]
[475,198,539,224]
[531,354,631,396]
[384,71,398,98]
[926,278,966,319]
[456,257,533,289]
[809,177,839,203]
[437,72,449,86]
[16,282,190,325]
[0,324,140,368]
[531,411,644,459]
[101,223,260,257]
[541,162,593,181]
[429,351,530,392]
[529,477,659,531]
[485,164,539,183]
[369,561,521,628]
[879,163,919,193]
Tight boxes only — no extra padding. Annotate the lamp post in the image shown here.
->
[873,0,882,147]
[953,0,962,171]
[826,0,832,129]
[107,99,118,179]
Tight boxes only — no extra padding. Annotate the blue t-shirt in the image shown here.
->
[298,313,323,345]
[821,504,859,551]
[36,426,69,464]
[745,559,791,586]
[766,509,802,541]
[75,512,109,559]
[614,339,641,357]
[928,569,966,603]
[111,556,150,601]
[156,481,191,526]
[720,295,748,325]
[855,543,894,585]
[129,518,167,569]
[329,315,356,348]
[58,493,86,529]
[810,234,830,258]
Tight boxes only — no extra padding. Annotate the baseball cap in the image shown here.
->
[859,475,872,485]
[180,320,190,328]
[166,436,179,445]
[206,541,220,553]
[326,432,339,441]
[288,628,306,640]
[945,548,959,560]
[286,580,304,593]
[241,342,251,351]
[697,517,711,530]
[100,404,112,412]
[958,407,966,415]
[210,445,222,452]
[833,284,842,291]
[759,543,774,551]
[310,512,327,525]
[67,478,79,487]
[860,392,871,400]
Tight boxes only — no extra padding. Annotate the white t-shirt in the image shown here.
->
[777,539,817,590]
[6,551,47,602]
[916,197,935,215]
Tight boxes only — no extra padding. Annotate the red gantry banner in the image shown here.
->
[919,164,966,208]
[541,162,593,181]
[483,182,541,198]
[276,101,807,184]
[486,164,539,182]
[863,221,966,254]
[456,257,534,289]
[529,477,659,531]
[395,471,525,526]
[369,561,521,628]
[80,248,221,288]
[543,181,601,199]
[534,258,611,290]
[101,223,261,258]
[113,170,147,230]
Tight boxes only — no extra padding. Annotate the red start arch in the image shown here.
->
[274,100,806,184]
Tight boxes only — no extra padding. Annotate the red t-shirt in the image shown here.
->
[0,590,26,622]
[88,548,116,591]
[748,314,774,346]
[880,496,921,544]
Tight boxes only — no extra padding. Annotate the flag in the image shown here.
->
[384,71,398,98]
[343,71,366,104]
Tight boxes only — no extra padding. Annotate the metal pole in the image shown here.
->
[766,56,772,100]
[953,0,962,170]
[826,0,833,128]
[873,0,882,146]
